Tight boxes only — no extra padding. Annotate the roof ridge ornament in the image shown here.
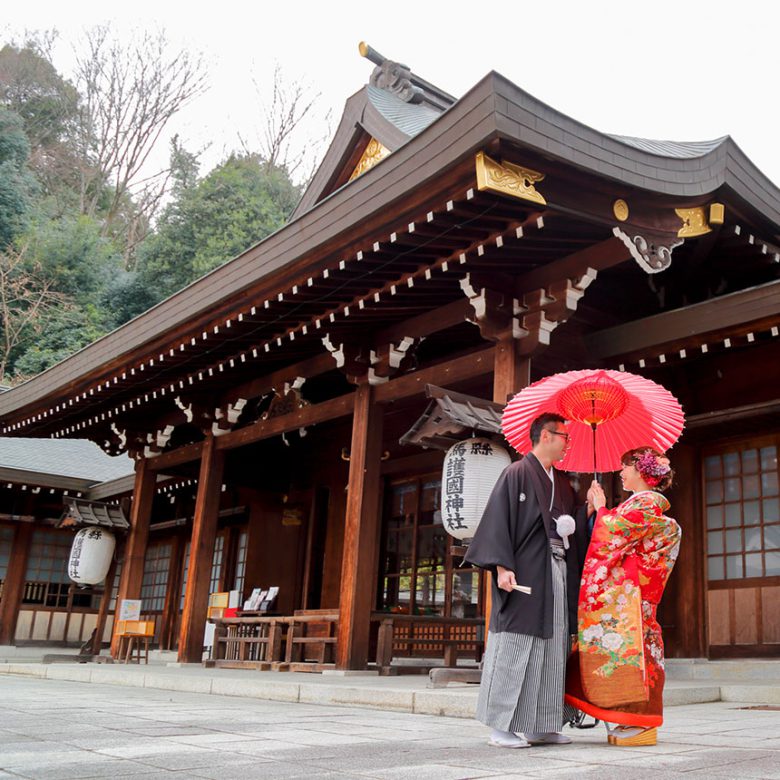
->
[359,41,424,104]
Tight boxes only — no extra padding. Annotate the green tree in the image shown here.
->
[0,107,37,247]
[136,153,300,305]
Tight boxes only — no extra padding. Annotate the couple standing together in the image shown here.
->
[466,413,681,749]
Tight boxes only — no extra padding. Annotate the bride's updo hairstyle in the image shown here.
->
[621,447,674,492]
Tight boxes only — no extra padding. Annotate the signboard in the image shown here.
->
[118,599,142,621]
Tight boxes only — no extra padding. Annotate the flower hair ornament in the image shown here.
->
[634,450,671,487]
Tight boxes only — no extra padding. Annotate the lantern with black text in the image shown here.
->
[441,438,511,540]
[68,528,116,585]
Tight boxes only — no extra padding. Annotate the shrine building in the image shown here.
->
[0,44,778,667]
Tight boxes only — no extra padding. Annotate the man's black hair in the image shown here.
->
[529,412,567,445]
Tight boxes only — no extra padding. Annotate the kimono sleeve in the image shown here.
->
[463,464,519,575]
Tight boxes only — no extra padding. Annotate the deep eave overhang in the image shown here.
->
[0,466,97,492]
[2,71,779,424]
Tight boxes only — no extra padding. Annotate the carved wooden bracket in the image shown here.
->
[613,226,684,274]
[262,380,309,422]
[461,270,597,353]
[322,334,373,384]
[143,424,175,458]
[460,275,518,341]
[368,336,419,385]
[212,398,247,437]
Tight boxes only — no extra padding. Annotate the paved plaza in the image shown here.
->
[1,674,780,779]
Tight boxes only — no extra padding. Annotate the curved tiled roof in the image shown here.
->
[609,134,730,159]
[0,438,134,483]
[366,85,444,138]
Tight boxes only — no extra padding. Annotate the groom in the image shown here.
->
[465,413,588,748]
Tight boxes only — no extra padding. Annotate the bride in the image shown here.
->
[565,447,681,746]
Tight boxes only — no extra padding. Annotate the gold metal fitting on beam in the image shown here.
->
[675,207,711,238]
[709,202,725,225]
[475,151,547,205]
[613,199,630,222]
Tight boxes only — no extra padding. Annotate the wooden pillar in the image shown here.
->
[0,522,34,645]
[493,335,530,404]
[178,434,225,663]
[110,459,156,657]
[662,443,706,657]
[336,383,384,669]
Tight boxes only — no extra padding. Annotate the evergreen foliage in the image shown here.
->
[0,30,308,384]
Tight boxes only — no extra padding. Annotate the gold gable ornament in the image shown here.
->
[349,138,391,181]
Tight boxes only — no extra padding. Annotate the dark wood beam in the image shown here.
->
[373,347,495,403]
[373,298,473,345]
[588,278,780,360]
[215,392,356,451]
[685,399,780,429]
[514,236,629,294]
[146,441,205,471]
[221,353,336,406]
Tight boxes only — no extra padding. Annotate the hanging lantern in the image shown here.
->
[441,437,511,540]
[68,528,116,585]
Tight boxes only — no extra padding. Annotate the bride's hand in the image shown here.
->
[588,480,607,511]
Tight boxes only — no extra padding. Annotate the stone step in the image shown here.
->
[666,658,780,682]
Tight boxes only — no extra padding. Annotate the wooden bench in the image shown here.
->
[281,610,339,672]
[373,614,483,675]
[115,620,155,664]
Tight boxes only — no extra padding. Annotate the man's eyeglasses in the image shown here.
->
[547,430,570,442]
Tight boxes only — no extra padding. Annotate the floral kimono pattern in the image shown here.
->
[565,491,681,727]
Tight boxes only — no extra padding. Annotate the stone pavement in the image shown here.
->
[1,674,780,779]
[2,658,780,721]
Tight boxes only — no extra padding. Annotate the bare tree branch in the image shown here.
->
[240,64,331,186]
[71,26,208,255]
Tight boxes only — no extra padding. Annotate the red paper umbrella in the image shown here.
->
[501,369,685,473]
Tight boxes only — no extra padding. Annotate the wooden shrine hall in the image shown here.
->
[0,43,779,668]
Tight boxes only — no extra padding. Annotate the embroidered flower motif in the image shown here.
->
[582,624,604,642]
[601,632,623,651]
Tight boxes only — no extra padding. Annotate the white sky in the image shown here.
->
[3,0,780,189]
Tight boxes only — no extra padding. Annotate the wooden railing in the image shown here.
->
[205,610,338,672]
[372,613,484,675]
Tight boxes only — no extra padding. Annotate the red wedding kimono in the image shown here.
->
[565,490,681,727]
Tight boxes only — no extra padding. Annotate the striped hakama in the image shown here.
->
[476,546,569,734]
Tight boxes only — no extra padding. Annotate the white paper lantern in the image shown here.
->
[68,527,116,585]
[441,437,511,540]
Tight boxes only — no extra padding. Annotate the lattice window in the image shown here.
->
[705,443,780,581]
[210,534,224,593]
[234,530,248,596]
[380,476,476,617]
[22,529,73,607]
[141,543,172,612]
[179,541,191,610]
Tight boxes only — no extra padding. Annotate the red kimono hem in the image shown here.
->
[564,693,662,728]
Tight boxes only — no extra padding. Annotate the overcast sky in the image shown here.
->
[4,1,780,188]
